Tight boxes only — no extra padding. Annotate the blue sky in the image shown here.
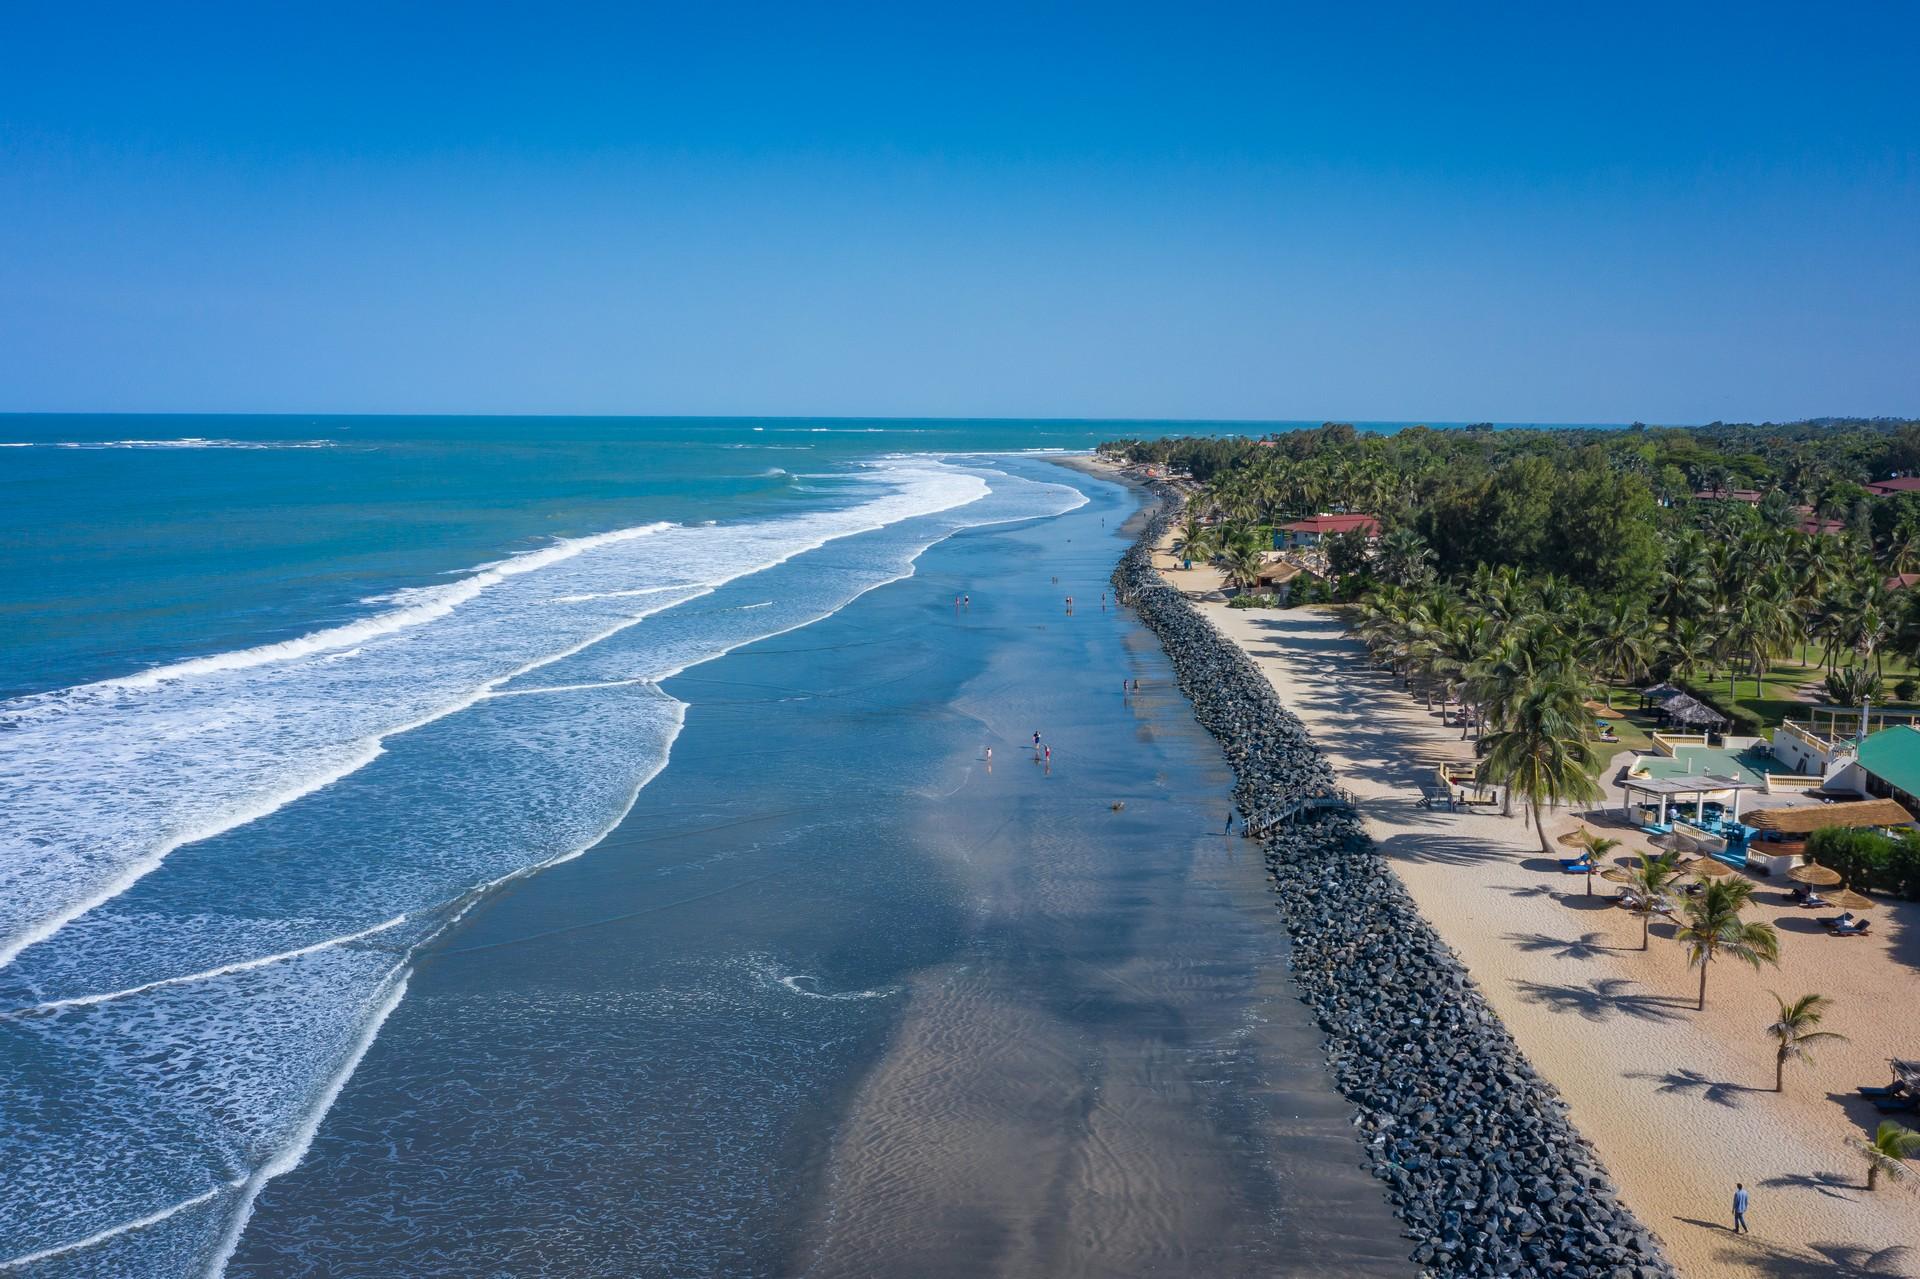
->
[1,2,1915,422]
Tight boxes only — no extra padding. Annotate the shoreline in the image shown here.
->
[1077,451,1920,1279]
[1075,455,1677,1278]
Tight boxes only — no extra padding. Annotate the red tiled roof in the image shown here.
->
[1798,517,1846,536]
[1888,573,1920,591]
[1868,477,1920,495]
[1693,489,1763,503]
[1281,513,1380,536]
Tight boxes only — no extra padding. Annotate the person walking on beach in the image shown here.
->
[1731,1184,1749,1234]
[1033,731,1042,753]
[1224,810,1236,835]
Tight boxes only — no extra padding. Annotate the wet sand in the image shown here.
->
[227,461,1407,1277]
[797,495,1407,1276]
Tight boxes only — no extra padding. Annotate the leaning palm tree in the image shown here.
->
[1853,1121,1920,1190]
[1675,878,1780,1010]
[1480,675,1602,854]
[1764,992,1847,1092]
[1620,852,1681,949]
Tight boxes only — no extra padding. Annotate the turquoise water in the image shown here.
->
[0,417,1414,1276]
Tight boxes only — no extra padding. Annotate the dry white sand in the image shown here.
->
[1165,559,1920,1276]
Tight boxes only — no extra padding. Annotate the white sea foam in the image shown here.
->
[0,454,1091,1273]
[776,974,898,1001]
[5,916,410,1018]
[0,1183,232,1271]
[202,971,411,1279]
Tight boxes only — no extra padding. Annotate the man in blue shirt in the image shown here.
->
[1732,1183,1749,1234]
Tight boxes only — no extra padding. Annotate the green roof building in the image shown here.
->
[1851,724,1920,810]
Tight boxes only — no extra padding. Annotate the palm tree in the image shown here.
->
[1481,675,1602,853]
[1854,1121,1920,1190]
[1221,540,1266,593]
[1170,513,1213,568]
[1374,527,1435,587]
[1763,992,1847,1092]
[1620,852,1681,949]
[1675,878,1780,1010]
[1572,831,1622,898]
[1588,600,1653,707]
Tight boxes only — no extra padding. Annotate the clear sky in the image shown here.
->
[1,2,1915,422]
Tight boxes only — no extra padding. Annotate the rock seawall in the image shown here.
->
[1113,484,1675,1279]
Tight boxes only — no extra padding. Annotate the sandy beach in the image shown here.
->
[1126,505,1920,1277]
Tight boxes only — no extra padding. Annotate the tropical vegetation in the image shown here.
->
[1673,878,1780,1010]
[1762,993,1847,1093]
[1853,1120,1920,1191]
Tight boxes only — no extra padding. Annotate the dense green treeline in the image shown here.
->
[1107,419,1920,854]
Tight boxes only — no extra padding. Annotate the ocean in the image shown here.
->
[0,417,1405,1276]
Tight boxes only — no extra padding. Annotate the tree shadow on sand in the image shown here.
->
[1502,930,1620,961]
[1623,1066,1760,1108]
[1375,832,1515,868]
[1758,1170,1864,1202]
[1493,881,1560,902]
[1509,976,1689,1024]
[1705,1237,1915,1279]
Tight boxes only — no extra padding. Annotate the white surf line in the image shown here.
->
[203,704,700,1271]
[484,677,656,698]
[202,968,411,1279]
[0,584,715,972]
[3,915,411,1019]
[0,1181,239,1271]
[0,739,385,971]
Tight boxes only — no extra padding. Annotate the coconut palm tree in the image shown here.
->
[1763,992,1847,1092]
[1853,1121,1920,1190]
[1620,852,1681,949]
[1221,539,1267,593]
[1571,831,1622,898]
[1374,527,1435,588]
[1675,878,1780,1010]
[1587,600,1653,707]
[1170,513,1213,568]
[1480,675,1602,853]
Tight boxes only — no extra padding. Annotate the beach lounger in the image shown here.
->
[1816,913,1857,929]
[1559,859,1595,874]
[1873,1094,1917,1113]
[1859,1083,1909,1099]
[1831,920,1872,937]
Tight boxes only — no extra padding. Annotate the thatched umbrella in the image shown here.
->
[1557,828,1594,849]
[1600,867,1635,885]
[1690,858,1735,878]
[1830,888,1874,911]
[1786,862,1844,888]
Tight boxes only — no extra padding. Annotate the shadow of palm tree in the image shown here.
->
[1503,930,1619,961]
[1493,882,1559,901]
[1375,832,1514,867]
[1714,1238,1915,1278]
[1510,976,1689,1023]
[1758,1170,1862,1202]
[1624,1066,1759,1108]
